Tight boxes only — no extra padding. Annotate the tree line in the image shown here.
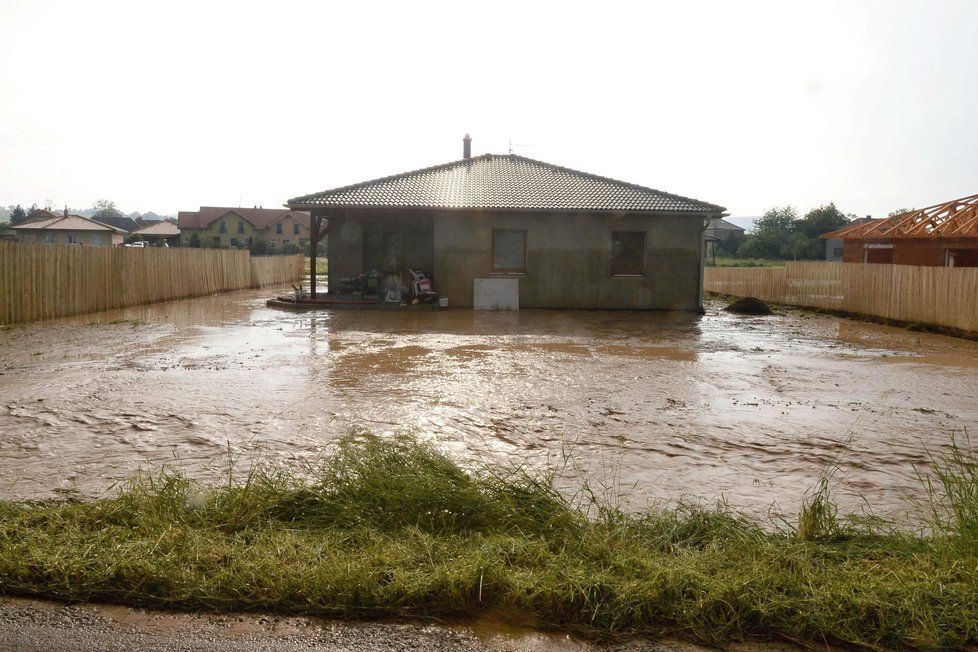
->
[715,203,858,260]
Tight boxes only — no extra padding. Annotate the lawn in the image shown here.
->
[0,433,976,648]
[304,256,328,275]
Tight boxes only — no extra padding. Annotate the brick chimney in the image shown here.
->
[463,133,471,159]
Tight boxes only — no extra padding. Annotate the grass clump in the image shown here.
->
[1,433,977,648]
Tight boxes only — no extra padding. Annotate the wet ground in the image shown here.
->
[1,287,977,520]
[0,597,748,652]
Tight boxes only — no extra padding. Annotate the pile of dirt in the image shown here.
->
[724,297,773,316]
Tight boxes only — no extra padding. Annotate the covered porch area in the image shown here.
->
[304,209,439,307]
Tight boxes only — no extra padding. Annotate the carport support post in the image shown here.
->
[309,216,322,298]
[697,216,710,314]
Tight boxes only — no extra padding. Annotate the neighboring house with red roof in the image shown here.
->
[287,135,725,310]
[177,207,311,250]
[11,211,126,246]
[821,193,978,266]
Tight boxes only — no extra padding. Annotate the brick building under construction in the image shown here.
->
[823,193,978,266]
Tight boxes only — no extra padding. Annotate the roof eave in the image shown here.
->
[286,203,725,216]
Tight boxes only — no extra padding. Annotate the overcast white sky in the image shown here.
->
[1,0,976,224]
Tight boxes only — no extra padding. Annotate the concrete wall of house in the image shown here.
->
[327,217,363,291]
[825,238,844,262]
[16,230,121,246]
[432,211,704,309]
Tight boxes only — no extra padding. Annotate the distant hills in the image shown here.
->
[0,205,175,223]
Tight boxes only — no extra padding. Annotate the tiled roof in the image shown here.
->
[12,215,127,233]
[178,207,311,230]
[821,194,978,240]
[708,218,745,232]
[132,220,180,236]
[92,215,140,233]
[288,154,724,214]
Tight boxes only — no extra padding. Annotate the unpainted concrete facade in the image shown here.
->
[326,209,705,310]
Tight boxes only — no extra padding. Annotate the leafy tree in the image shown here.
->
[889,208,914,217]
[10,205,27,226]
[188,232,202,248]
[92,199,123,221]
[735,204,853,261]
[737,206,797,259]
[250,237,270,255]
[789,203,852,259]
[715,230,745,257]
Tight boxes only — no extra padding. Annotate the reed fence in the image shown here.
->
[0,243,304,324]
[250,254,306,288]
[705,261,978,333]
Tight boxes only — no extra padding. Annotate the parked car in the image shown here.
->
[126,241,150,248]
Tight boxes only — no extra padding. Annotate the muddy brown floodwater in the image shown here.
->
[1,287,977,521]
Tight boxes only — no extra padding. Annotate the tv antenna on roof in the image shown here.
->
[508,139,533,155]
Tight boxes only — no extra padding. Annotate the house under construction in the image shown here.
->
[822,193,978,266]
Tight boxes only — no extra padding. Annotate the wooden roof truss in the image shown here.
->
[830,193,978,240]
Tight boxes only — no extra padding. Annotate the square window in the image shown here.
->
[611,231,646,275]
[492,229,526,273]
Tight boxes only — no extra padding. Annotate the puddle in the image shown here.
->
[1,288,977,521]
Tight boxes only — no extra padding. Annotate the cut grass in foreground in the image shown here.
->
[1,433,977,648]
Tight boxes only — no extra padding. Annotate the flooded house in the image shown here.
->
[287,136,726,310]
[822,193,978,266]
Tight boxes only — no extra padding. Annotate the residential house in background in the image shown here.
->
[177,207,311,250]
[287,135,725,310]
[131,220,181,247]
[25,208,162,235]
[11,211,126,246]
[823,216,877,262]
[703,217,745,260]
[91,214,142,233]
[822,194,978,266]
[23,208,64,224]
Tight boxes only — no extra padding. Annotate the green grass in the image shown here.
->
[304,256,328,275]
[710,257,787,268]
[1,432,976,648]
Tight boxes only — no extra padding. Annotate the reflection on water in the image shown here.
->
[2,287,977,520]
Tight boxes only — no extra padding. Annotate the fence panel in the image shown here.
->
[0,244,304,324]
[705,261,978,333]
[250,255,306,288]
